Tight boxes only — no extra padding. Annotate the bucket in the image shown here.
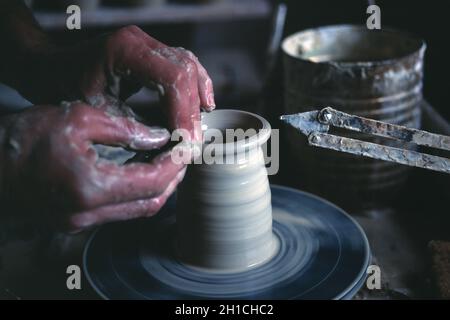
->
[282,25,426,211]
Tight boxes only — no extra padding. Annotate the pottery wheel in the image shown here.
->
[83,185,370,299]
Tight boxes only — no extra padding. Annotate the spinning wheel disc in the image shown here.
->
[84,185,370,300]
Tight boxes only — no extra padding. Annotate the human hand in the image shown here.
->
[12,25,215,142]
[0,102,186,231]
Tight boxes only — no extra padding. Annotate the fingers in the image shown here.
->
[106,26,215,140]
[119,26,215,110]
[70,105,170,150]
[159,56,202,142]
[127,27,216,110]
[108,39,197,135]
[176,47,215,111]
[194,60,215,112]
[77,149,185,209]
[67,166,185,230]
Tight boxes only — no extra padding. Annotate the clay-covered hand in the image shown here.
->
[0,102,186,231]
[12,25,215,141]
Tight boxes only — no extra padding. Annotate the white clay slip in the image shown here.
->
[176,109,279,272]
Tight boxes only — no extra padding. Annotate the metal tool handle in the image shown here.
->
[308,132,450,174]
[281,107,450,174]
[317,107,450,151]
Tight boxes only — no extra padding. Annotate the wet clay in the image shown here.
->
[176,110,279,272]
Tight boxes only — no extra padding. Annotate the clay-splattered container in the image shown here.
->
[176,110,278,272]
[282,25,426,211]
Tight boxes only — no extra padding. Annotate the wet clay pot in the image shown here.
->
[176,110,278,272]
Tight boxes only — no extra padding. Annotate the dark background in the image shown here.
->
[4,1,448,121]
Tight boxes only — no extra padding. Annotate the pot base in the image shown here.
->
[173,234,280,274]
[83,185,370,300]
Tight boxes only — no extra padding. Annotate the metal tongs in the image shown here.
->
[280,107,450,174]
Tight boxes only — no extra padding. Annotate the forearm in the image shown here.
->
[0,1,52,90]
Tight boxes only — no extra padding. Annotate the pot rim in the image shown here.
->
[201,109,271,155]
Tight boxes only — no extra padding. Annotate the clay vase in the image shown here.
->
[176,110,278,272]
